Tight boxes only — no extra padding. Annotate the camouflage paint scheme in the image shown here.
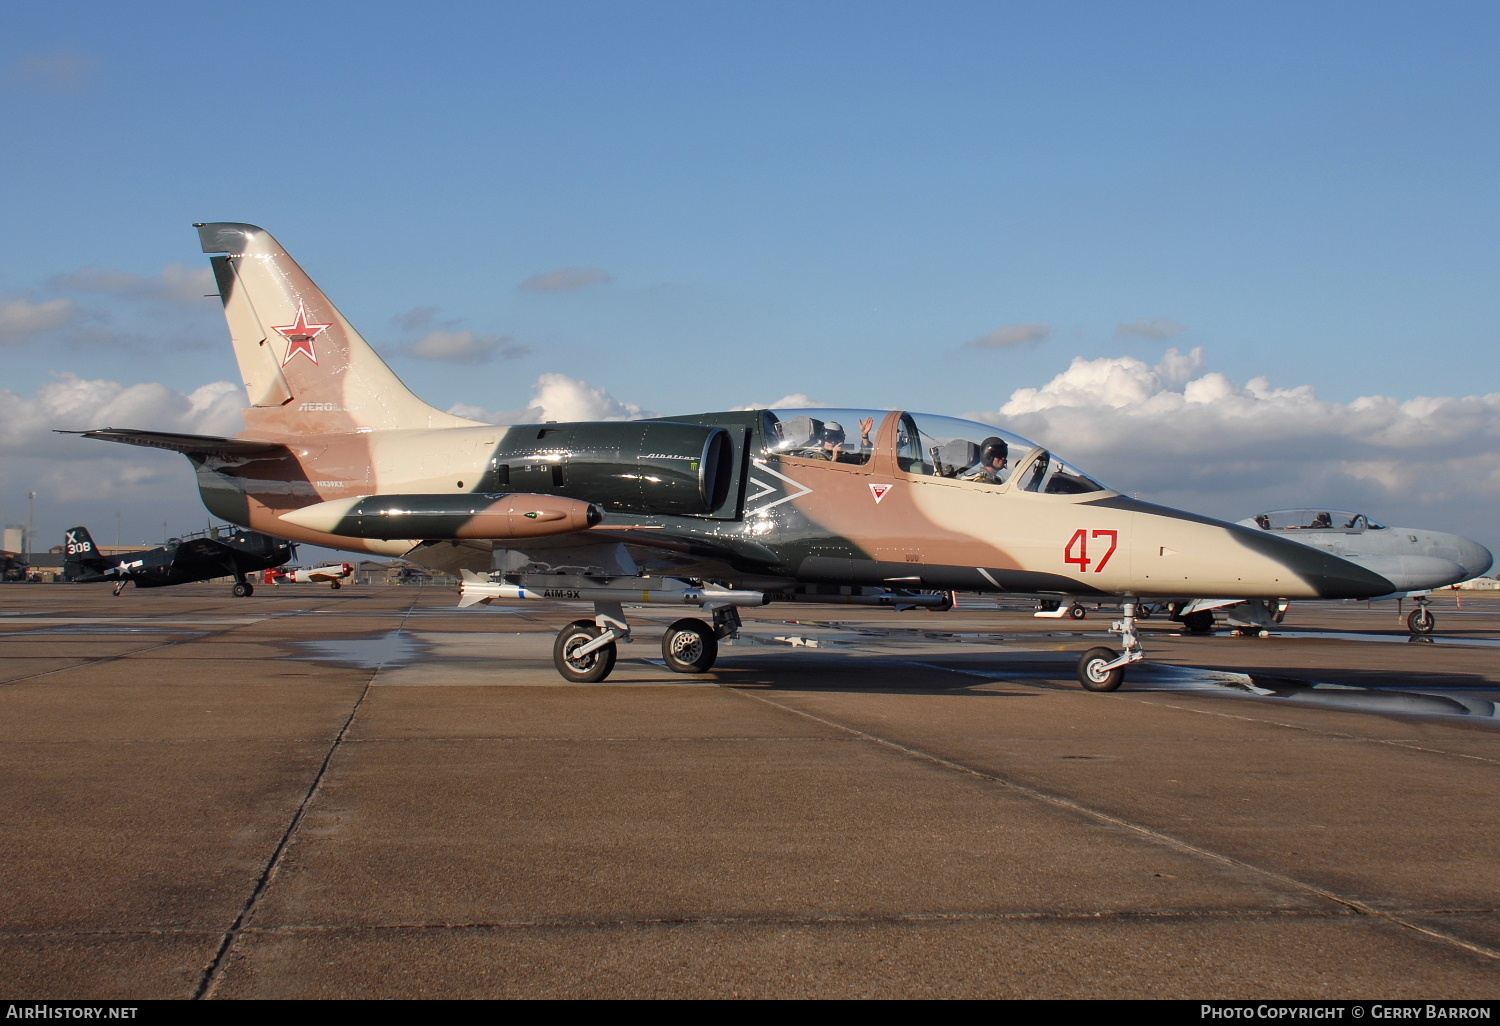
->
[70,223,1394,605]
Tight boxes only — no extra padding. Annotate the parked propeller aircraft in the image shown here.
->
[63,223,1398,689]
[61,524,292,596]
[267,562,355,589]
[1172,509,1492,636]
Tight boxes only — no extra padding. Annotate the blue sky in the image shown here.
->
[3,2,1498,555]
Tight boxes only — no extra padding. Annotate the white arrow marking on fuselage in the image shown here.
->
[746,458,813,515]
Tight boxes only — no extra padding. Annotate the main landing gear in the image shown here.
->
[231,573,254,598]
[550,600,745,683]
[1076,599,1147,692]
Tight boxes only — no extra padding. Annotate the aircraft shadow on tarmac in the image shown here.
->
[287,628,1500,721]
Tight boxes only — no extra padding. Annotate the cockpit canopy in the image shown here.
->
[1241,509,1387,532]
[764,409,1107,494]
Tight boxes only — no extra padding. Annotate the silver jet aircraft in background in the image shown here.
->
[1173,508,1492,635]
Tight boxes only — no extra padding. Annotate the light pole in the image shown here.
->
[27,491,35,559]
[115,511,121,549]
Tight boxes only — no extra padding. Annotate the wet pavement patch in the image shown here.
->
[1132,663,1500,723]
[1277,628,1500,650]
[294,631,429,669]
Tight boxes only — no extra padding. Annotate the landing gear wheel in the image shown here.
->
[553,620,617,683]
[1181,610,1214,635]
[330,580,342,590]
[1407,608,1435,635]
[1137,604,1152,620]
[1068,605,1087,620]
[662,618,718,673]
[232,581,253,598]
[1078,647,1124,692]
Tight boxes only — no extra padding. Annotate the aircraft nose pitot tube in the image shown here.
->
[278,493,603,541]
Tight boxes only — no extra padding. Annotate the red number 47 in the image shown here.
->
[1065,529,1118,573]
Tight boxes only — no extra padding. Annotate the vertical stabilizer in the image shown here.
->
[62,526,107,580]
[195,223,482,435]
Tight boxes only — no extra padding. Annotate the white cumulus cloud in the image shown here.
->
[731,392,833,411]
[448,373,653,424]
[970,348,1500,546]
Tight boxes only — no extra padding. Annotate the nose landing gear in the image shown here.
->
[1407,596,1436,635]
[1076,600,1146,692]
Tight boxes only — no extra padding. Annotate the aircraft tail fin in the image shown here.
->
[194,223,482,436]
[62,526,108,579]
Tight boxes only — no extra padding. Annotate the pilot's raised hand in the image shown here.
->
[859,417,874,443]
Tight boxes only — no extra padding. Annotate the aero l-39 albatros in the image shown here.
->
[64,224,1395,689]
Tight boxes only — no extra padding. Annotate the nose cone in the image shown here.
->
[1461,539,1494,579]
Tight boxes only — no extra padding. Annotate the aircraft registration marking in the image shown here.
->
[1065,529,1118,573]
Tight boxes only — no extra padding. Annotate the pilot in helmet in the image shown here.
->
[962,438,1009,483]
[818,422,846,460]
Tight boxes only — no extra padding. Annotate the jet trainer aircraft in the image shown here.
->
[61,525,292,596]
[64,223,1396,689]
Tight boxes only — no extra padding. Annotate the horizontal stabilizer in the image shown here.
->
[56,428,288,457]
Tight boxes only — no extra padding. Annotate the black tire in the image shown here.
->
[1407,608,1435,635]
[1181,610,1214,635]
[1137,604,1152,620]
[1078,646,1124,691]
[662,618,718,673]
[553,621,617,683]
[232,581,252,598]
[330,580,342,590]
[1067,605,1087,620]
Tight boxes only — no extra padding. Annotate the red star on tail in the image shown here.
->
[272,303,332,366]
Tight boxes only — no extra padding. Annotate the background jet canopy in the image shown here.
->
[765,409,1106,494]
[1250,509,1387,532]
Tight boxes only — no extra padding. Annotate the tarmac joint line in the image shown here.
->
[727,686,1500,965]
[192,595,421,999]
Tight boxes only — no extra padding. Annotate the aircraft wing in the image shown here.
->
[405,527,766,581]
[55,428,289,457]
[176,537,241,561]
